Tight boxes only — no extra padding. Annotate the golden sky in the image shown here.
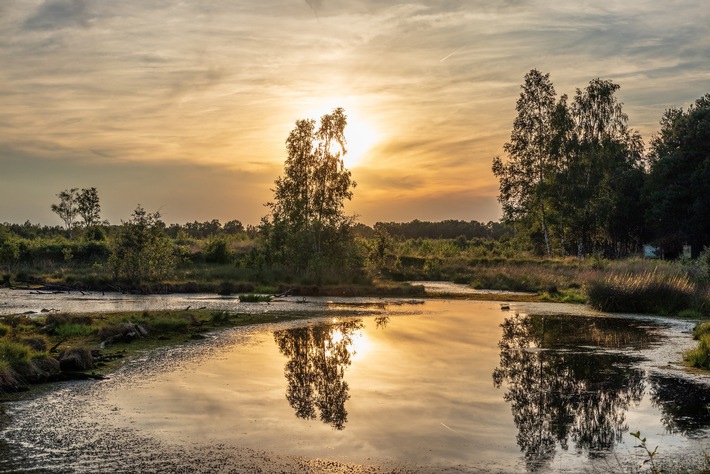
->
[1,0,709,226]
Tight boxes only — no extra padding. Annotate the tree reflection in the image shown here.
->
[650,375,710,436]
[493,313,645,470]
[274,319,364,430]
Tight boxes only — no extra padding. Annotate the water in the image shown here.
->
[0,290,709,472]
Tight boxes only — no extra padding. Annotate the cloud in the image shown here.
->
[24,0,94,31]
[1,0,709,225]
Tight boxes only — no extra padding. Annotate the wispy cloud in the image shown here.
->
[24,0,94,31]
[1,0,708,224]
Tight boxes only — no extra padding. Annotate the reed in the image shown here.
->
[587,267,697,314]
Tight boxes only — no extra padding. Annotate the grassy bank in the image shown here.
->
[0,308,324,395]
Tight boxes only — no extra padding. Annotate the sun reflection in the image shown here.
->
[347,329,371,361]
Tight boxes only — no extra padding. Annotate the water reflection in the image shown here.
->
[274,319,364,430]
[493,313,647,470]
[650,375,710,437]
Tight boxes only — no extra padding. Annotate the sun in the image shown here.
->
[301,100,380,169]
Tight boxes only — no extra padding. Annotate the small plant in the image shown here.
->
[0,323,11,338]
[210,311,231,324]
[629,430,660,473]
[239,294,272,303]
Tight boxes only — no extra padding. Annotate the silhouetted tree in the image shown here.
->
[50,188,79,231]
[76,187,102,228]
[262,108,358,277]
[493,72,646,257]
[493,69,563,256]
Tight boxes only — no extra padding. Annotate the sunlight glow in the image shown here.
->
[347,329,371,361]
[302,99,381,169]
[343,117,379,169]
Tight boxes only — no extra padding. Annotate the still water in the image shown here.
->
[1,296,709,472]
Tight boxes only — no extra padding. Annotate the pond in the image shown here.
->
[1,294,709,472]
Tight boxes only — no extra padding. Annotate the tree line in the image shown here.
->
[2,89,708,287]
[493,69,710,258]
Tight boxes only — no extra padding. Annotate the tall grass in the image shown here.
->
[587,267,698,315]
[0,340,31,365]
[685,334,710,370]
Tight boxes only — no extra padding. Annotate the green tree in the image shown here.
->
[646,94,710,256]
[50,188,79,231]
[109,205,176,283]
[492,69,561,256]
[563,78,645,256]
[262,107,358,277]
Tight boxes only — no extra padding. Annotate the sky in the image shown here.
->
[1,0,708,227]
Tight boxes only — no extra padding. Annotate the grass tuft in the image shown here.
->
[239,294,272,303]
[684,334,710,370]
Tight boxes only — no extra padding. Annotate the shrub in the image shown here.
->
[0,323,10,338]
[20,336,50,352]
[204,238,232,264]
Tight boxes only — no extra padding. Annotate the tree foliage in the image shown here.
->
[645,94,710,256]
[493,69,560,256]
[493,70,647,257]
[261,107,359,278]
[50,188,80,231]
[109,205,176,283]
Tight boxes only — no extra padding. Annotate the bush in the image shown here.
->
[217,281,234,296]
[204,238,232,264]
[0,323,10,338]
